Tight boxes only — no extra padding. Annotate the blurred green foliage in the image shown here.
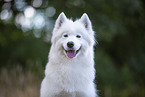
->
[0,0,145,97]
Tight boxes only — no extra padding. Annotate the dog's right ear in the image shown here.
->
[54,12,67,29]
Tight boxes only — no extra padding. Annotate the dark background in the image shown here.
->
[0,0,145,97]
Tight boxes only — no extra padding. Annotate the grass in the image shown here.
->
[0,65,43,97]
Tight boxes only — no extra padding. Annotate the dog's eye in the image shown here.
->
[76,35,81,38]
[64,34,68,37]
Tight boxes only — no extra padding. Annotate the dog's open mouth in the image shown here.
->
[64,48,81,58]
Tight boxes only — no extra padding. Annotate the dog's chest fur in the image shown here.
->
[45,60,94,92]
[54,91,88,97]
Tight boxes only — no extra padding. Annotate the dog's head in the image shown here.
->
[51,12,95,59]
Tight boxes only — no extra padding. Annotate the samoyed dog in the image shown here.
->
[40,12,97,97]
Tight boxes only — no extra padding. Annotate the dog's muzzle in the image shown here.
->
[64,41,81,58]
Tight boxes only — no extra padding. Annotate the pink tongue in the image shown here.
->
[67,50,76,58]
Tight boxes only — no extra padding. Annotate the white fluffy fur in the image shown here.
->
[40,12,98,97]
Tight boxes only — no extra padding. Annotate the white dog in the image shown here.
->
[40,12,98,97]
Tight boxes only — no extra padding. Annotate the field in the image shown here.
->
[0,66,43,97]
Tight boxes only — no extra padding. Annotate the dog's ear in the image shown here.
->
[54,12,67,29]
[80,13,92,30]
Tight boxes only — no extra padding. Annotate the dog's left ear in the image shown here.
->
[80,13,92,30]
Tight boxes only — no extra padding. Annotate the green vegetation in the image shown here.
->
[0,0,145,97]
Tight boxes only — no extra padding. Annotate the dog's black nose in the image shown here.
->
[67,41,74,48]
